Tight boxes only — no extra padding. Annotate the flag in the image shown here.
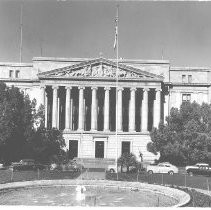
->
[113,10,118,50]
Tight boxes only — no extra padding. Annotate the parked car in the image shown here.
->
[146,162,178,175]
[10,159,46,171]
[185,163,211,176]
[50,160,84,172]
[0,163,7,170]
[107,164,138,173]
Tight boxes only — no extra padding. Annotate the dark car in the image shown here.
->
[186,163,211,176]
[11,159,46,171]
[50,160,84,172]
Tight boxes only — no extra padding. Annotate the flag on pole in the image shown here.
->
[113,10,118,50]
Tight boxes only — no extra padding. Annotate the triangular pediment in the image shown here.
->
[38,58,163,81]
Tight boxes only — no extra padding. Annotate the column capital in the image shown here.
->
[91,86,98,90]
[143,88,150,92]
[104,86,111,91]
[155,88,162,92]
[65,86,72,90]
[52,85,59,90]
[117,87,124,91]
[78,86,85,90]
[130,87,137,92]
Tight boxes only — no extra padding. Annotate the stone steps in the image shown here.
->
[74,158,115,169]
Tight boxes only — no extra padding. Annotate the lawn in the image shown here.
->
[175,187,211,207]
[106,172,211,191]
[0,169,81,184]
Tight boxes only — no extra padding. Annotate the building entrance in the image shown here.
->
[69,140,78,159]
[122,141,130,155]
[95,141,104,158]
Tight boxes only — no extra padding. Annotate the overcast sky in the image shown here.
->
[1,1,211,67]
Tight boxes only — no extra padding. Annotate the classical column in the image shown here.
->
[164,93,169,124]
[141,88,149,132]
[91,87,98,131]
[40,86,45,106]
[52,86,59,128]
[78,86,85,131]
[153,88,161,128]
[65,86,72,131]
[57,97,60,129]
[104,87,110,131]
[117,87,123,132]
[129,87,136,132]
[208,86,211,104]
[70,98,73,130]
[44,91,48,128]
[40,85,47,128]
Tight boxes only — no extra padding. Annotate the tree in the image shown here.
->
[34,104,45,128]
[117,153,137,172]
[0,82,66,164]
[148,101,211,166]
[0,83,36,163]
[28,127,66,164]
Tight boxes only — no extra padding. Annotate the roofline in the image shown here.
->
[38,57,164,79]
[0,78,39,83]
[171,82,210,87]
[0,62,33,67]
[171,67,211,72]
[33,56,170,65]
[116,58,170,64]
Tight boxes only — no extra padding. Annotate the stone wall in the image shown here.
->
[63,132,159,163]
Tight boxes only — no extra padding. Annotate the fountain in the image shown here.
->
[75,185,86,205]
[0,180,190,206]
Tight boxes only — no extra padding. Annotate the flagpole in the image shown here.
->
[20,1,23,63]
[115,5,119,180]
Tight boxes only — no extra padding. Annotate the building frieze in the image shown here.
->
[38,58,164,81]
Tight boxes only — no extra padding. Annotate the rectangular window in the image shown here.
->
[182,75,186,83]
[182,93,191,102]
[9,70,13,78]
[15,70,20,78]
[122,141,130,155]
[188,75,192,83]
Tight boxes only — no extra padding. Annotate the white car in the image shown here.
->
[0,163,4,169]
[147,162,178,175]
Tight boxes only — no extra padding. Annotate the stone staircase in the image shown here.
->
[74,158,115,169]
[78,169,106,180]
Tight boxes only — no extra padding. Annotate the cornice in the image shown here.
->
[33,56,170,65]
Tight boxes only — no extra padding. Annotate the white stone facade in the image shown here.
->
[0,57,211,163]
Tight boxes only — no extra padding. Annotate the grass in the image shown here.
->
[176,187,211,207]
[0,169,81,184]
[106,171,211,190]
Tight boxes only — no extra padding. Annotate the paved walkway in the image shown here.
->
[77,169,106,180]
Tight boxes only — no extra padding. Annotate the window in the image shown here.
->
[15,70,20,78]
[182,93,191,102]
[188,75,192,83]
[121,141,130,155]
[9,70,13,78]
[182,75,186,83]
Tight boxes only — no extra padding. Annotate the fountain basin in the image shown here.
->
[0,180,190,207]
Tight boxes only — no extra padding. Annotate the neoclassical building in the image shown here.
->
[1,56,211,162]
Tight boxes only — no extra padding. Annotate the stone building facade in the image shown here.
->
[0,56,211,162]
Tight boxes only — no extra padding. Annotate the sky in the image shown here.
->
[1,1,211,67]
